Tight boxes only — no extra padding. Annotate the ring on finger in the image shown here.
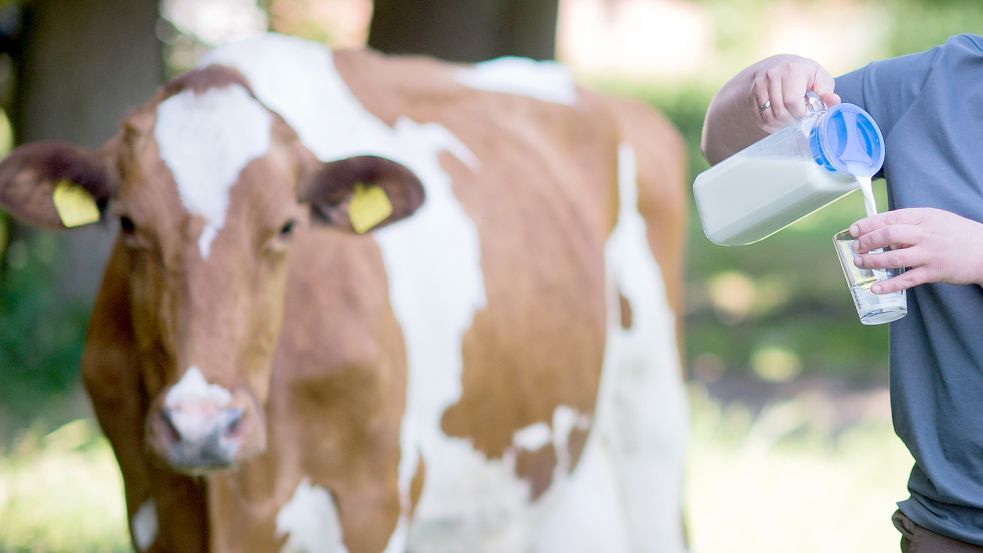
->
[758,100,772,112]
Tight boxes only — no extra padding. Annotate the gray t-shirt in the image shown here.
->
[836,34,983,544]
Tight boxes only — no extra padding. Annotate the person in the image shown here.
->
[701,34,983,552]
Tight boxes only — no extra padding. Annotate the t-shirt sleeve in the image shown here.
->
[835,43,944,138]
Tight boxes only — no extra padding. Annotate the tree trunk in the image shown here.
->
[12,0,163,301]
[367,0,558,62]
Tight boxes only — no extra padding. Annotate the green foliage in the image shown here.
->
[687,0,782,71]
[0,213,7,258]
[686,0,983,70]
[882,0,983,55]
[682,181,894,380]
[0,232,90,417]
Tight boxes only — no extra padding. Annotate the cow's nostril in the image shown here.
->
[158,405,240,444]
[223,407,244,437]
[160,408,181,442]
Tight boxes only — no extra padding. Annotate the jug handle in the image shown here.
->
[805,91,826,115]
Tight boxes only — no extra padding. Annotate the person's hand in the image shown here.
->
[701,53,841,164]
[851,208,983,293]
[749,55,842,134]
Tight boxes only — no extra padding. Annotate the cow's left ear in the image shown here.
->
[0,142,118,229]
[299,155,425,234]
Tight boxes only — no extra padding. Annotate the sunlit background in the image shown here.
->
[1,1,980,551]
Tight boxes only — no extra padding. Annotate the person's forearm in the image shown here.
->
[700,59,776,165]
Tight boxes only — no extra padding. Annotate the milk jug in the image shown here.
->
[694,93,885,246]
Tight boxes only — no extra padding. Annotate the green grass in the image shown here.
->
[0,419,129,553]
[0,386,912,552]
[687,384,912,553]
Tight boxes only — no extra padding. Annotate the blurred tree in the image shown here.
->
[0,0,162,416]
[11,0,163,300]
[368,0,559,62]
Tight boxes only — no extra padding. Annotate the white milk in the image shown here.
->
[857,176,878,217]
[693,154,860,246]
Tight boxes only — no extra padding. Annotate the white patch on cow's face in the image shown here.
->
[165,366,232,408]
[132,499,158,552]
[276,478,349,553]
[154,84,273,258]
[455,57,578,106]
[164,366,234,441]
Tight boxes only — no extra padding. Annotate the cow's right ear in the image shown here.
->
[299,155,425,234]
[0,142,118,229]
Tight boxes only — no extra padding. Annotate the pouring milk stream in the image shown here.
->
[694,92,885,245]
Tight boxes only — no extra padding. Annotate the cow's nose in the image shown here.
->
[154,404,246,471]
[161,405,244,443]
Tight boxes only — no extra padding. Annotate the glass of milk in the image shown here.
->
[832,229,908,325]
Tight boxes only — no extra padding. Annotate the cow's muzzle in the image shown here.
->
[146,392,266,474]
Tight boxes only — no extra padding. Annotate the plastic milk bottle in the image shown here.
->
[694,93,885,246]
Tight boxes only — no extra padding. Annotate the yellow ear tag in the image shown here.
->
[348,183,393,234]
[52,180,100,228]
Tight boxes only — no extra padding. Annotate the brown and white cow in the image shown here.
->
[0,34,689,552]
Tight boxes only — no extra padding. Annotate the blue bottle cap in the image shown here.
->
[809,103,885,177]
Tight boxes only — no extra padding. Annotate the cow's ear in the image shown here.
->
[0,142,118,229]
[299,155,425,234]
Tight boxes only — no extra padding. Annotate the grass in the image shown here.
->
[0,419,129,553]
[0,384,912,553]
[686,384,912,553]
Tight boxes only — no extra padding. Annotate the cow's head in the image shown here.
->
[0,66,424,474]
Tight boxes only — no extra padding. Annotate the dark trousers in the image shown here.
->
[893,510,983,553]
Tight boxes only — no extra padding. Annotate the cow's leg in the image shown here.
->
[531,436,632,553]
[84,337,208,553]
[606,354,689,553]
[530,357,688,553]
[81,244,207,552]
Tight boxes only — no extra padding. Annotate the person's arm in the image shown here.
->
[851,209,983,292]
[700,54,841,165]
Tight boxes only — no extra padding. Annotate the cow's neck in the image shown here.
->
[203,229,406,550]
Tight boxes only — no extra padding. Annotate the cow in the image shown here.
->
[0,34,689,553]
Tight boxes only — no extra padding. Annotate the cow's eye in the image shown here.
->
[119,215,136,235]
[118,214,152,252]
[279,219,296,239]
